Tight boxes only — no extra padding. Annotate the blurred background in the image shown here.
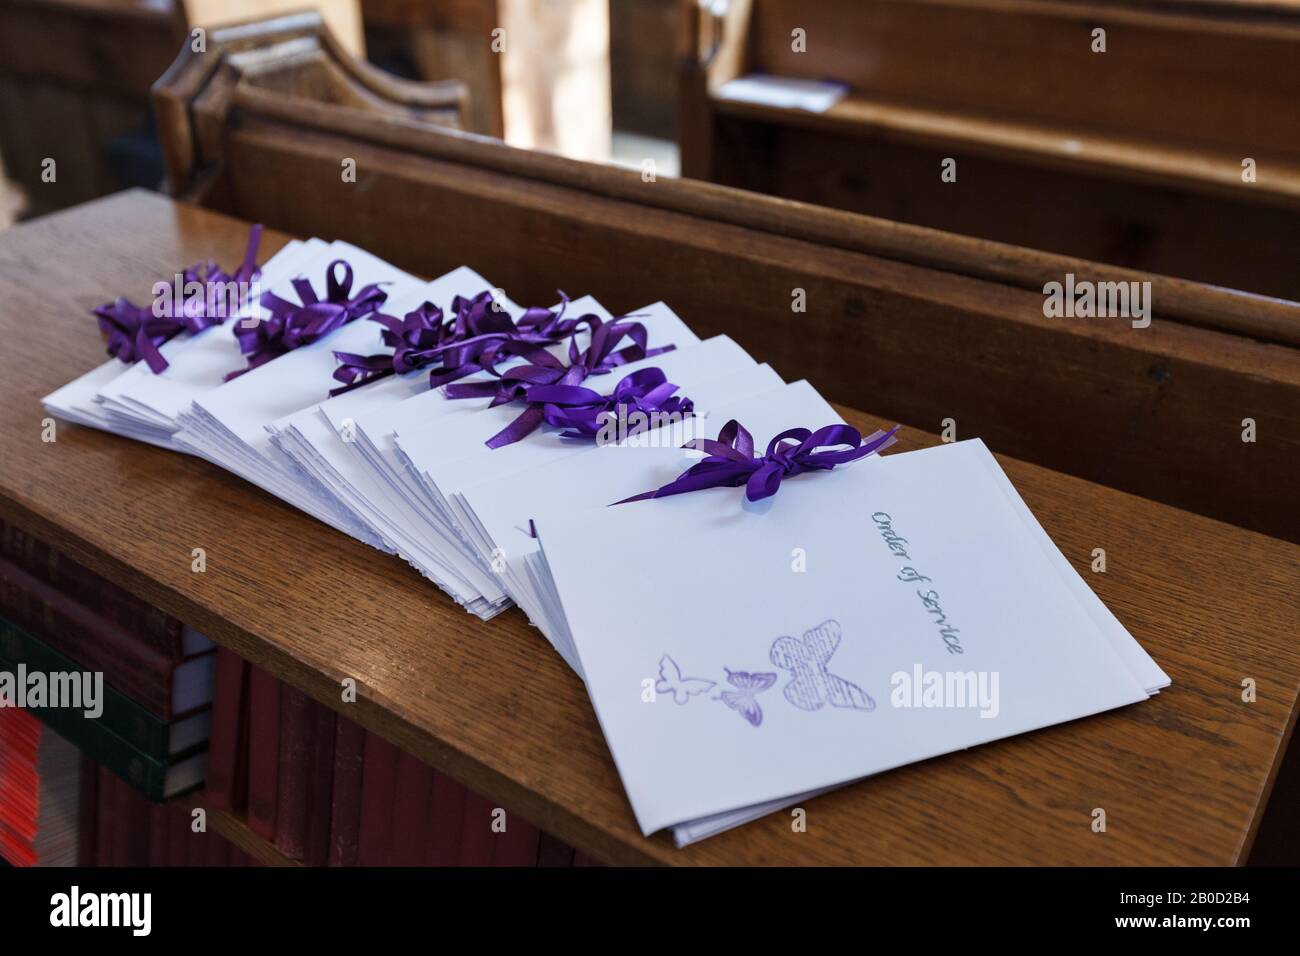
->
[1,0,1297,297]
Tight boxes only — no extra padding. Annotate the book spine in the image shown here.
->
[203,646,247,811]
[536,831,575,867]
[0,617,171,758]
[94,765,114,866]
[166,802,191,866]
[0,555,173,717]
[147,802,170,866]
[356,732,398,867]
[327,715,365,867]
[77,753,99,867]
[492,811,541,867]
[0,520,181,660]
[390,751,434,866]
[458,789,496,866]
[304,700,336,867]
[10,683,174,802]
[245,666,280,840]
[426,771,467,865]
[273,684,311,860]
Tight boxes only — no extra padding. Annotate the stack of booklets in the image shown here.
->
[42,230,1169,847]
[0,520,215,801]
[0,707,81,866]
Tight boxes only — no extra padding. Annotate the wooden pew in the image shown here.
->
[0,0,187,217]
[0,0,442,219]
[0,12,1297,865]
[152,12,1299,542]
[677,0,1300,301]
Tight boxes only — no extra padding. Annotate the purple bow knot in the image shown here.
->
[330,301,447,395]
[227,259,387,380]
[95,224,263,373]
[530,367,695,439]
[616,420,901,504]
[444,316,676,448]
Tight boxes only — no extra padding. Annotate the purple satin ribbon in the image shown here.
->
[532,367,694,439]
[95,224,263,373]
[226,259,388,381]
[444,316,676,448]
[327,290,606,397]
[616,420,901,504]
[330,300,446,395]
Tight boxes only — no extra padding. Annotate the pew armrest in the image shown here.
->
[152,10,469,197]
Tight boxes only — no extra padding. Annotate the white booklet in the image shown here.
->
[535,404,1167,839]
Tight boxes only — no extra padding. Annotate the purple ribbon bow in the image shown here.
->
[616,420,901,504]
[330,301,446,395]
[425,291,605,388]
[95,224,263,373]
[444,316,676,448]
[226,259,388,380]
[530,367,694,439]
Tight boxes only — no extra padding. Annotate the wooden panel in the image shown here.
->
[706,112,1300,300]
[676,0,1300,301]
[0,191,1296,864]
[747,0,1300,156]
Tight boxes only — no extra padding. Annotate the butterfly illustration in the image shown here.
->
[656,654,715,705]
[769,619,875,712]
[717,668,778,727]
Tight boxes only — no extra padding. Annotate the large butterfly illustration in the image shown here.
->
[769,619,875,712]
[656,654,715,705]
[717,668,778,727]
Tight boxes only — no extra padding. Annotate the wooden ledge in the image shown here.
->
[1,191,1297,865]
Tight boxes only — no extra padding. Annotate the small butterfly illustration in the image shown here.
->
[656,654,715,705]
[717,668,778,727]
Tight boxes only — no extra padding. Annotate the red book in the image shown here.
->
[205,833,230,866]
[327,716,366,866]
[147,802,170,866]
[245,667,281,840]
[204,646,248,811]
[356,732,398,867]
[0,554,192,718]
[273,684,312,860]
[573,851,605,867]
[0,519,187,660]
[536,832,575,867]
[458,789,496,866]
[114,775,150,866]
[390,751,434,866]
[77,754,99,867]
[426,771,468,865]
[303,702,336,867]
[94,765,114,867]
[166,803,191,866]
[492,812,541,867]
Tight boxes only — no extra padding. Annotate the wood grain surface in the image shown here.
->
[1,191,1297,865]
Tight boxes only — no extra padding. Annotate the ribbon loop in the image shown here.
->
[96,225,263,373]
[616,420,901,505]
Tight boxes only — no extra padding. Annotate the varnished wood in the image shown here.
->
[678,0,1300,300]
[1,191,1297,865]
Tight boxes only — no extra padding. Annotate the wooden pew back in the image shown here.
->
[678,0,1300,300]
